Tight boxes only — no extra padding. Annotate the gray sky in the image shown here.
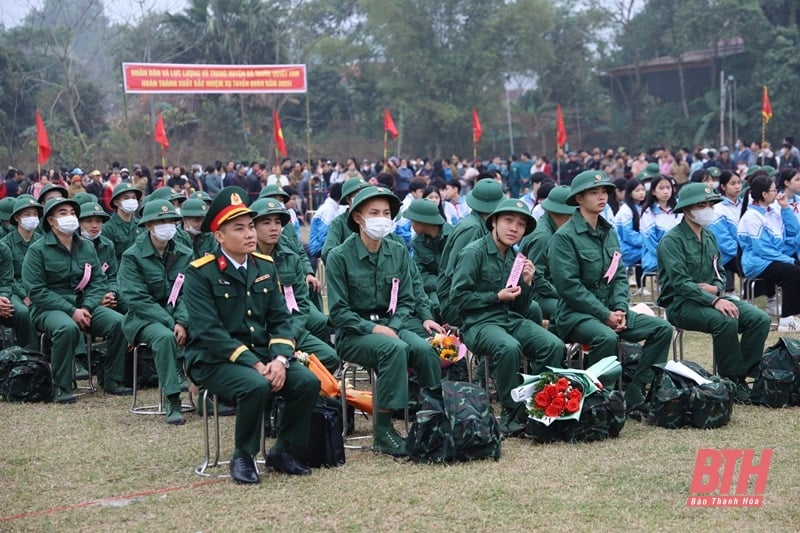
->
[0,0,188,28]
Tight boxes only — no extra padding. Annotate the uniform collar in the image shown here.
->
[43,229,82,249]
[570,210,612,235]
[139,232,174,258]
[354,232,389,261]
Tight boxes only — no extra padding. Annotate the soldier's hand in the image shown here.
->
[372,324,399,338]
[605,310,626,332]
[264,360,286,392]
[306,274,321,292]
[697,283,718,295]
[72,308,92,329]
[498,286,521,302]
[713,298,739,318]
[23,297,31,307]
[0,297,13,318]
[174,324,187,347]
[423,319,444,335]
[521,260,535,285]
[101,292,117,308]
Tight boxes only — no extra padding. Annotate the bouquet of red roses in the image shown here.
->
[531,374,583,419]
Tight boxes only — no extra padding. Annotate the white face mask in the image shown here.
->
[689,206,715,226]
[120,198,139,214]
[55,215,79,234]
[81,229,101,240]
[174,207,182,217]
[362,217,394,240]
[152,223,177,242]
[19,216,39,231]
[711,181,720,190]
[185,225,201,236]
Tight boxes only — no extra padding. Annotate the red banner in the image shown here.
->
[122,63,307,94]
[154,112,169,149]
[35,110,51,165]
[472,108,482,145]
[384,108,399,139]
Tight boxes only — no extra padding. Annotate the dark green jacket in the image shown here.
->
[549,211,628,336]
[450,234,534,330]
[437,211,488,311]
[183,249,295,369]
[0,241,13,300]
[118,231,193,342]
[103,212,144,262]
[327,233,417,336]
[269,245,314,342]
[23,232,108,317]
[0,229,41,299]
[411,223,452,293]
[90,235,120,297]
[320,211,349,262]
[519,213,560,300]
[656,219,725,311]
[188,231,217,259]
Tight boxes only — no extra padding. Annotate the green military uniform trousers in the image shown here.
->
[33,306,127,392]
[336,322,440,411]
[464,320,564,409]
[667,299,770,379]
[189,360,319,457]
[561,309,672,389]
[134,322,182,397]
[3,296,37,348]
[306,305,333,345]
[296,329,339,374]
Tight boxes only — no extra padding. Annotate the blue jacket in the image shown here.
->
[614,203,643,267]
[737,204,800,277]
[640,204,681,273]
[709,196,742,266]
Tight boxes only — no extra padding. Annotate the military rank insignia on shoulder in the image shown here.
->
[252,252,274,263]
[190,254,215,269]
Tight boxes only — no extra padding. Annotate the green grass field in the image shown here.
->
[1,326,799,532]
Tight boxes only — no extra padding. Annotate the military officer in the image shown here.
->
[451,198,565,434]
[320,177,369,262]
[549,170,672,412]
[437,177,505,325]
[104,182,144,262]
[183,187,319,483]
[23,197,131,403]
[326,186,442,457]
[405,199,452,312]
[180,198,217,259]
[78,201,125,313]
[118,200,193,424]
[253,200,339,373]
[519,185,575,321]
[0,197,42,348]
[657,183,770,402]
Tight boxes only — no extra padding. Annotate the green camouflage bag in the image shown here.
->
[750,337,800,408]
[406,380,502,463]
[647,361,734,429]
[525,389,626,443]
[0,346,52,403]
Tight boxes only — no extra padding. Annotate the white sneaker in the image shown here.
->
[766,298,780,316]
[778,316,800,332]
[635,287,652,297]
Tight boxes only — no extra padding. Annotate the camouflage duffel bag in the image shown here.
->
[647,361,734,429]
[525,389,626,443]
[406,380,502,463]
[750,337,800,408]
[0,346,52,403]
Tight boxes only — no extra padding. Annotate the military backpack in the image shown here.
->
[647,360,734,429]
[0,346,52,403]
[750,337,800,408]
[525,389,626,443]
[406,380,502,463]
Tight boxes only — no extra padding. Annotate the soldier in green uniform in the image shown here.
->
[519,185,574,322]
[320,178,369,262]
[326,186,442,457]
[104,182,144,262]
[0,197,40,347]
[181,198,217,259]
[549,170,672,411]
[656,183,770,402]
[118,200,193,424]
[405,199,452,313]
[437,178,505,325]
[189,190,212,205]
[0,197,15,237]
[183,187,319,483]
[23,197,131,403]
[37,183,68,205]
[78,202,125,313]
[451,198,565,434]
[253,200,339,373]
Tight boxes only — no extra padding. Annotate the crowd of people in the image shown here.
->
[1,137,795,483]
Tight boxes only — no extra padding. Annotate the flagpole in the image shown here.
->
[383,131,388,161]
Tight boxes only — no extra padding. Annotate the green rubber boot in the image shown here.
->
[166,394,185,425]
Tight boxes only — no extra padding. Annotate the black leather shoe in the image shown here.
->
[266,449,311,476]
[104,385,133,396]
[229,455,260,484]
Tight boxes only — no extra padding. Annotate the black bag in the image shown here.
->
[123,345,158,389]
[295,396,345,468]
[647,360,735,429]
[750,337,800,408]
[525,389,626,443]
[0,346,52,402]
[406,380,502,463]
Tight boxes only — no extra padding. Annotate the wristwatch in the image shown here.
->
[276,355,291,369]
